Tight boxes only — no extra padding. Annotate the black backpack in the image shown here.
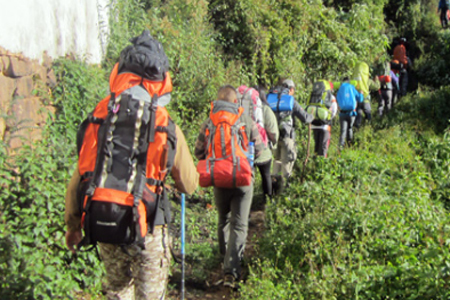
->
[309,80,333,108]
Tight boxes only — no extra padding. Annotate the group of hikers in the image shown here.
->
[63,31,411,299]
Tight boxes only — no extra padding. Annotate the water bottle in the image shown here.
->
[247,142,255,168]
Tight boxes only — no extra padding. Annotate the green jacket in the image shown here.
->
[351,62,380,98]
[255,104,279,164]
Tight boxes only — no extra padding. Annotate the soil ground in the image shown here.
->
[167,208,266,300]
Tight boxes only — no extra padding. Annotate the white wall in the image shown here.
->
[0,0,111,63]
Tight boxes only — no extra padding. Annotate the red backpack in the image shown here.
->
[197,101,252,188]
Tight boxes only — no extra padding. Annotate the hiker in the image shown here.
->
[252,85,279,201]
[237,85,278,201]
[195,85,264,288]
[352,62,380,128]
[391,68,400,107]
[336,77,364,148]
[64,30,199,300]
[438,0,450,28]
[377,62,396,117]
[267,79,314,188]
[390,60,401,106]
[392,38,410,98]
[306,80,338,158]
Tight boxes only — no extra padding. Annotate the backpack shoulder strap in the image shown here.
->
[85,92,117,197]
[76,113,104,156]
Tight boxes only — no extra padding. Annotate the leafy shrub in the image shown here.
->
[0,59,107,299]
[418,129,450,207]
[209,0,388,90]
[241,127,450,299]
[4,0,450,299]
[415,32,450,88]
[386,86,450,134]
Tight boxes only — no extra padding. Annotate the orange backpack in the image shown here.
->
[197,101,252,188]
[76,63,176,248]
[393,44,408,66]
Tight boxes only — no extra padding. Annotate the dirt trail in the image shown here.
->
[168,209,266,300]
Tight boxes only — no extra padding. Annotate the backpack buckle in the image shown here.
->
[112,104,120,114]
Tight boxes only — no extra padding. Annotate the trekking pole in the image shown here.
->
[301,123,312,183]
[181,193,186,300]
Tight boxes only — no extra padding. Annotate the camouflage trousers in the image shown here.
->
[99,226,171,300]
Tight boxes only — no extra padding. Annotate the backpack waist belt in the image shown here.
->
[147,178,164,187]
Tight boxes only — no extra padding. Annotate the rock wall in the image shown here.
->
[0,47,56,149]
[0,0,111,150]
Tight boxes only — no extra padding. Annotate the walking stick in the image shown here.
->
[181,193,186,300]
[301,123,312,183]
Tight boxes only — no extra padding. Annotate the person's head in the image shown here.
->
[342,76,350,82]
[399,37,406,45]
[282,79,295,95]
[217,85,238,103]
[253,85,268,104]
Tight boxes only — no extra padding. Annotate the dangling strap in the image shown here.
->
[85,92,116,197]
[131,93,159,245]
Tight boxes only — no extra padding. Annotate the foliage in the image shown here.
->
[209,0,389,91]
[386,86,450,134]
[3,0,450,298]
[414,32,450,88]
[420,130,450,208]
[0,59,107,299]
[240,123,450,299]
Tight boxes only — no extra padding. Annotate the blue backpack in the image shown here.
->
[267,86,294,112]
[336,83,357,112]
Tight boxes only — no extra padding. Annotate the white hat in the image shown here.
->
[282,79,295,89]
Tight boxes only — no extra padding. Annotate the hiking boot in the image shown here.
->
[223,274,238,289]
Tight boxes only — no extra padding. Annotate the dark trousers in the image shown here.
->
[392,87,399,107]
[256,159,272,198]
[441,8,449,28]
[339,114,356,147]
[355,101,371,128]
[399,70,408,97]
[313,128,331,158]
[378,89,393,117]
[214,185,253,279]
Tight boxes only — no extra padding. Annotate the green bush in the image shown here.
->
[415,32,450,88]
[3,0,450,298]
[0,60,107,299]
[209,0,388,90]
[241,126,450,299]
